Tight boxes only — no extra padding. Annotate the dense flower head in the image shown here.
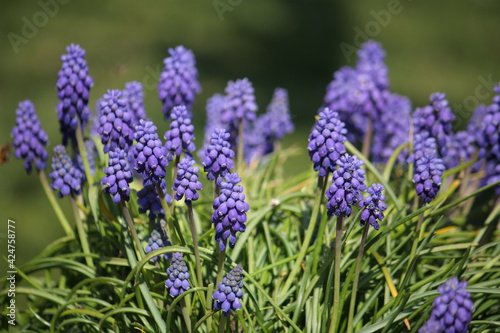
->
[173,157,203,201]
[213,265,244,316]
[221,78,258,127]
[145,220,172,261]
[443,131,476,168]
[477,100,500,162]
[410,135,445,204]
[202,94,226,155]
[484,160,500,195]
[101,148,133,204]
[56,44,93,145]
[137,177,172,219]
[412,92,455,158]
[419,277,474,333]
[244,115,273,162]
[11,100,49,174]
[123,81,146,126]
[49,145,84,197]
[211,173,249,251]
[467,104,488,144]
[356,40,389,90]
[203,128,235,180]
[164,105,196,160]
[326,153,366,217]
[359,183,387,230]
[308,108,347,177]
[264,88,294,141]
[158,45,201,119]
[97,90,134,153]
[133,119,168,185]
[165,252,190,297]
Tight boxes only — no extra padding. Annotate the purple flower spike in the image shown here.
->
[265,88,294,141]
[213,265,244,316]
[164,105,196,160]
[124,81,147,126]
[173,157,203,202]
[203,128,235,180]
[49,145,84,198]
[443,131,475,168]
[359,183,387,230]
[325,154,366,217]
[133,119,168,185]
[201,94,227,155]
[356,40,389,90]
[419,277,474,333]
[101,148,133,204]
[97,90,133,153]
[308,108,347,177]
[165,252,190,297]
[137,177,172,219]
[222,78,258,128]
[158,45,201,119]
[11,100,49,174]
[56,44,93,145]
[145,220,172,261]
[211,173,249,251]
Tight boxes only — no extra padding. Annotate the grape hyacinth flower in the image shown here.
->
[484,161,500,194]
[158,45,201,119]
[124,81,147,126]
[97,90,133,153]
[173,157,203,201]
[137,177,171,219]
[133,119,168,185]
[359,183,387,230]
[443,131,476,169]
[201,94,226,156]
[211,173,249,251]
[49,145,84,197]
[101,148,133,204]
[325,154,366,217]
[410,135,445,204]
[56,44,93,145]
[355,40,389,91]
[478,91,500,161]
[203,128,235,180]
[165,252,190,297]
[265,88,294,141]
[213,265,244,316]
[11,100,49,174]
[145,220,172,261]
[419,277,474,333]
[164,105,196,160]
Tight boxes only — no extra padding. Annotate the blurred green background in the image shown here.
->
[1,0,499,266]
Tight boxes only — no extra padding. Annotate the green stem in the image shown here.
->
[186,201,204,290]
[400,200,424,288]
[347,223,370,333]
[38,171,74,237]
[311,175,329,275]
[218,315,228,333]
[329,214,344,333]
[216,249,226,286]
[76,119,94,185]
[70,195,94,269]
[121,200,145,260]
[179,298,192,333]
[361,118,373,160]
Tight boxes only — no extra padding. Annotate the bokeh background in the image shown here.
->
[1,0,499,267]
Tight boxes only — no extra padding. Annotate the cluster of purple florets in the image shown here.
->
[145,220,172,261]
[164,105,196,160]
[49,145,84,197]
[101,148,133,204]
[359,183,387,230]
[213,265,244,316]
[173,157,203,202]
[202,128,235,181]
[165,252,190,297]
[124,81,147,126]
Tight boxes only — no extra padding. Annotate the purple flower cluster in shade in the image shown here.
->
[477,87,500,162]
[97,90,133,153]
[165,252,190,297]
[11,100,49,174]
[173,157,203,202]
[201,94,226,155]
[145,220,172,261]
[158,45,201,119]
[410,135,445,204]
[56,44,93,146]
[133,119,168,185]
[101,148,133,204]
[443,131,475,169]
[419,277,474,333]
[123,81,147,126]
[412,92,455,158]
[49,145,84,197]
[467,104,488,145]
[213,265,244,316]
[359,183,387,230]
[308,108,347,177]
[355,40,390,90]
[211,173,249,251]
[137,177,172,219]
[164,105,196,161]
[484,162,500,194]
[222,78,258,127]
[202,128,235,181]
[325,154,366,217]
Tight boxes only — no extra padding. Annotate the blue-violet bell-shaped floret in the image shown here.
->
[203,128,235,180]
[213,265,244,316]
[165,252,190,297]
[308,108,348,177]
[164,105,196,160]
[11,100,49,174]
[145,219,172,261]
[97,90,133,153]
[101,148,133,204]
[211,173,249,251]
[158,45,201,119]
[49,145,84,197]
[419,277,474,333]
[173,157,203,201]
[359,183,387,230]
[56,44,93,146]
[124,81,147,126]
